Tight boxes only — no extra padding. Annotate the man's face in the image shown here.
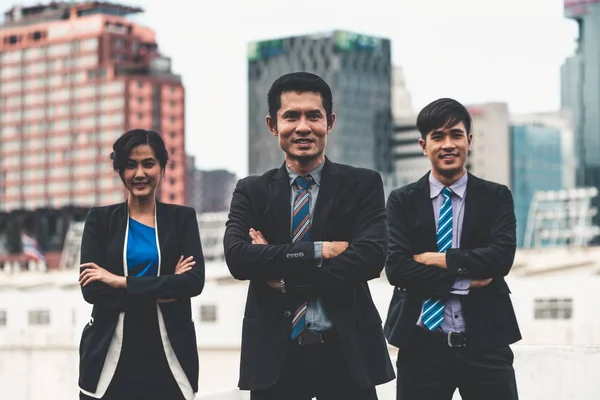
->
[419,121,472,179]
[266,91,335,163]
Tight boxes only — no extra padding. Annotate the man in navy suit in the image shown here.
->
[384,98,521,400]
[224,72,394,399]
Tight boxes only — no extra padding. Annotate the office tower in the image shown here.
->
[0,1,186,211]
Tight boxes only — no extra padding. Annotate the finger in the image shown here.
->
[181,261,196,268]
[79,269,92,283]
[81,273,97,287]
[183,256,194,263]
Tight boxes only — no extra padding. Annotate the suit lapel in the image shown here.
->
[411,173,437,250]
[311,158,339,241]
[155,200,168,263]
[268,163,292,243]
[461,173,482,246]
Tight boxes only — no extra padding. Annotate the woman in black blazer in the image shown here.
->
[77,129,205,400]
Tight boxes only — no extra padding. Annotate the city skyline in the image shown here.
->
[1,0,578,180]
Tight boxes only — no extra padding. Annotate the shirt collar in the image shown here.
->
[286,160,324,187]
[429,171,468,199]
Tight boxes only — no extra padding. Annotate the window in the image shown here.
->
[169,193,175,201]
[170,178,175,185]
[138,97,143,104]
[0,310,6,326]
[170,131,175,139]
[29,310,50,325]
[534,298,573,320]
[200,305,217,322]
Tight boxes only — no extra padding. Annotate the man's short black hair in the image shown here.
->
[416,98,472,139]
[267,72,333,124]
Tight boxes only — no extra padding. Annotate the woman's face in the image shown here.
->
[122,144,163,200]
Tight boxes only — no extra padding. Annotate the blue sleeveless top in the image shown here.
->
[127,218,159,277]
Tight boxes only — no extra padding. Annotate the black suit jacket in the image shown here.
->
[78,201,205,394]
[384,172,521,349]
[223,158,395,390]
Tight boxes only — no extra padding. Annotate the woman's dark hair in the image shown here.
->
[110,129,169,181]
[267,72,334,125]
[416,98,472,139]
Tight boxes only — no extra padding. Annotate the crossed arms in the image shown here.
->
[78,207,205,310]
[385,185,517,297]
[223,174,388,289]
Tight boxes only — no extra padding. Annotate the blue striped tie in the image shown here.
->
[422,187,453,331]
[290,175,312,339]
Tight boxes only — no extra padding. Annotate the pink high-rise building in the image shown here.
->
[0,1,187,211]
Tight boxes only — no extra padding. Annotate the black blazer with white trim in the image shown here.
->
[78,200,205,399]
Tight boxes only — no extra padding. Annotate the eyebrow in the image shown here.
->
[127,158,156,162]
[432,128,465,135]
[281,109,323,117]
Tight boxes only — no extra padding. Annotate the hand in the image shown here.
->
[174,255,195,274]
[158,255,195,303]
[414,252,447,269]
[322,241,349,259]
[249,228,268,244]
[79,263,126,288]
[266,280,283,290]
[470,278,493,288]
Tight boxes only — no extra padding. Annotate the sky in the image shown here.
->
[1,0,579,178]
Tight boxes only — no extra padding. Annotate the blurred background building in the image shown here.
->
[562,0,600,232]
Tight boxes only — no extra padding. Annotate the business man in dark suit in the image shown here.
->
[224,72,394,399]
[384,98,521,400]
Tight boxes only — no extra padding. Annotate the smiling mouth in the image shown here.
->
[440,154,458,160]
[293,138,314,144]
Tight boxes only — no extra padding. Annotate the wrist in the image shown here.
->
[115,276,127,289]
[280,277,286,293]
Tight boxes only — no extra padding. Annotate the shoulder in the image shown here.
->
[159,203,197,219]
[331,162,382,183]
[388,181,419,204]
[469,174,511,198]
[85,203,121,220]
[237,168,278,188]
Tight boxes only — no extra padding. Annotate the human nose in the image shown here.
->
[295,116,311,134]
[134,165,145,179]
[441,135,455,150]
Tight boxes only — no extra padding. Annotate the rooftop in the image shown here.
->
[1,1,142,29]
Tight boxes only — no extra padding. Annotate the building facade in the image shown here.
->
[0,2,186,211]
[247,31,393,175]
[562,1,600,230]
[510,124,564,247]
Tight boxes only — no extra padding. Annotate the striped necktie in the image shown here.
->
[290,175,312,339]
[421,187,453,331]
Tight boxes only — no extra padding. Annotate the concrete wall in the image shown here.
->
[1,346,599,400]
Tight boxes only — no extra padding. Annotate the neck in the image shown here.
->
[128,194,156,216]
[286,155,324,176]
[432,168,466,187]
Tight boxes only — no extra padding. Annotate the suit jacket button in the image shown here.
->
[284,311,291,318]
